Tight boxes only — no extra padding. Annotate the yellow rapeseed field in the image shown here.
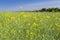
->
[0,12,60,40]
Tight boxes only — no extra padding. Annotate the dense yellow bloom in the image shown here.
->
[4,13,11,17]
[30,32,33,35]
[15,17,20,24]
[10,16,15,21]
[55,23,58,26]
[33,22,37,26]
[46,16,50,19]
[0,12,60,40]
[7,16,15,22]
[17,17,20,21]
[15,20,18,24]
[33,16,38,21]
[23,15,27,18]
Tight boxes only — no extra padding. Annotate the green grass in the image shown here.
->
[0,12,60,40]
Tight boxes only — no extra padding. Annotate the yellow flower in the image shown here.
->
[10,16,15,21]
[23,15,27,18]
[33,22,37,26]
[33,16,38,21]
[28,23,30,26]
[8,16,15,22]
[46,16,50,19]
[40,18,43,22]
[17,17,20,21]
[55,23,60,27]
[15,20,18,24]
[5,13,11,17]
[30,32,33,35]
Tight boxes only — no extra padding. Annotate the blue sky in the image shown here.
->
[0,0,60,11]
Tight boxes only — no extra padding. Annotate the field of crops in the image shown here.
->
[0,12,60,40]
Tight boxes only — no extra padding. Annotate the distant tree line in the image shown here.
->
[33,8,60,12]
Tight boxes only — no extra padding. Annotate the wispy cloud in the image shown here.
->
[22,0,60,11]
[0,0,60,11]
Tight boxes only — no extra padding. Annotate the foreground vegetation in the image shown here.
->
[0,12,60,40]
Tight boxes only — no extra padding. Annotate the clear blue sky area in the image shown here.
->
[0,0,60,11]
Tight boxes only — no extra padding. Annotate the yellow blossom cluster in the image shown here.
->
[0,12,60,40]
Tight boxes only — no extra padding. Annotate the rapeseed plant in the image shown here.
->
[0,12,60,40]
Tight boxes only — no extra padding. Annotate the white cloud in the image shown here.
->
[0,0,60,11]
[22,0,60,11]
